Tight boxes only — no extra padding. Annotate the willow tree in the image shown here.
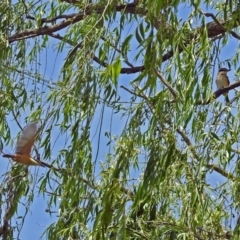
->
[0,0,239,239]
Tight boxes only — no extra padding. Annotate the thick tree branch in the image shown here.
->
[9,13,84,43]
[197,81,240,105]
[203,11,240,40]
[8,2,240,78]
[8,2,140,43]
[203,7,240,38]
[213,81,240,98]
[11,4,240,69]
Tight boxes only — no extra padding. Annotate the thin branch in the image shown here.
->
[119,186,135,199]
[203,11,240,40]
[100,36,135,68]
[176,128,234,180]
[26,14,77,23]
[206,164,235,180]
[39,188,60,196]
[154,69,178,99]
[122,83,201,167]
[121,84,165,133]
[231,148,240,155]
[79,176,98,190]
[48,31,135,69]
[176,127,201,162]
[46,32,75,45]
[11,109,23,131]
[120,85,141,97]
[48,33,109,68]
[61,0,79,3]
[121,83,234,180]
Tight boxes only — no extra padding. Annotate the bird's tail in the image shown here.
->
[2,154,14,158]
[38,160,52,168]
[225,94,230,103]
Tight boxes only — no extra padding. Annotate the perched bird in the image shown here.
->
[2,123,51,167]
[216,67,230,103]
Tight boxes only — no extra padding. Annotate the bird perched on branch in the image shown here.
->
[2,123,51,167]
[216,67,230,103]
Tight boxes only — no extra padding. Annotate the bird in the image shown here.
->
[2,122,51,167]
[215,67,230,103]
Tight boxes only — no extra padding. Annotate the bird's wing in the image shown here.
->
[15,123,38,155]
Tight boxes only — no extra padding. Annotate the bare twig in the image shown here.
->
[100,36,135,68]
[154,69,178,99]
[231,148,240,155]
[176,127,201,162]
[120,85,142,97]
[206,164,235,180]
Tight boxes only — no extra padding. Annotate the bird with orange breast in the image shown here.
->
[2,122,52,168]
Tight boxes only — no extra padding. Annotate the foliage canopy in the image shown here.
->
[0,0,240,239]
